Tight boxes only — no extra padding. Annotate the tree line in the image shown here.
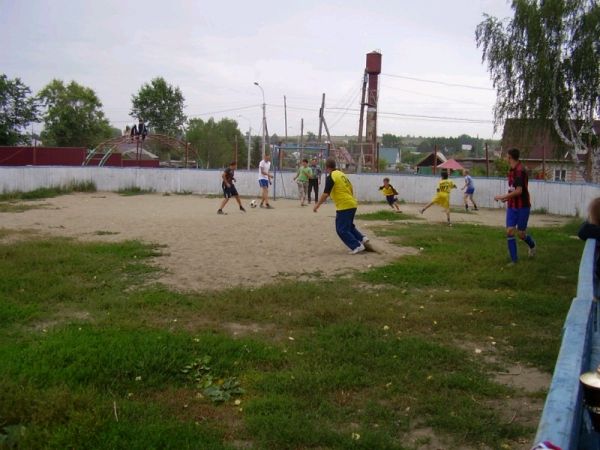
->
[0,75,249,168]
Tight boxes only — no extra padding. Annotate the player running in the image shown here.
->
[420,170,457,226]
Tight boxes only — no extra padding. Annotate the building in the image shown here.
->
[501,118,599,182]
[378,147,400,171]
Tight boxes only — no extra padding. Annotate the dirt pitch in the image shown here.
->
[0,193,570,292]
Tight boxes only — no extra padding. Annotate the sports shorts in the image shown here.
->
[506,207,530,230]
[222,184,238,198]
[386,195,397,206]
[258,179,269,188]
[465,187,475,195]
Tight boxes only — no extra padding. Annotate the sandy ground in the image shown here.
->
[0,193,570,292]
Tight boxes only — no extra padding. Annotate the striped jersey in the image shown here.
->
[507,162,530,208]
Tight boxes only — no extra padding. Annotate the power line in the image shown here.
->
[326,106,493,124]
[381,73,495,91]
[380,80,493,107]
[187,104,259,118]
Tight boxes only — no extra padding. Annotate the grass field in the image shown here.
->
[0,215,583,449]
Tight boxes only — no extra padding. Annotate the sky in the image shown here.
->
[0,0,514,140]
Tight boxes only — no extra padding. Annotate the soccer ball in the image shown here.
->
[249,200,257,208]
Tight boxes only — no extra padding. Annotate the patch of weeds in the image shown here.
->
[356,210,419,221]
[0,202,49,213]
[0,181,96,202]
[174,191,193,195]
[94,230,120,236]
[531,207,548,215]
[117,186,155,196]
[182,356,245,403]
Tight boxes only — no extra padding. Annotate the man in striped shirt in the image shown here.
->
[494,148,536,263]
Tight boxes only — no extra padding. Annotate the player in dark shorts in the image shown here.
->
[494,148,536,263]
[217,161,246,215]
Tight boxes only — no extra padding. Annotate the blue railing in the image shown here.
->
[534,239,598,449]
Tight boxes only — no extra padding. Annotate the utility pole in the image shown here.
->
[254,82,266,157]
[357,71,367,143]
[284,95,288,145]
[299,118,304,162]
[318,93,325,143]
[247,129,251,170]
[485,143,489,177]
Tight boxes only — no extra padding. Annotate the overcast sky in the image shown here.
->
[0,0,514,139]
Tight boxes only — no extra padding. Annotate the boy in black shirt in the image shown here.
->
[218,162,246,214]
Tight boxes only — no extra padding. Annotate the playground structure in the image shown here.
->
[83,134,198,167]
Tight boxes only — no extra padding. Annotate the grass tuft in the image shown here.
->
[117,186,155,196]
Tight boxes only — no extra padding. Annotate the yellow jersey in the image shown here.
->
[325,170,358,211]
[437,179,456,194]
[379,184,398,196]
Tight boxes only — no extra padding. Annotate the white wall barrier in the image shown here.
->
[1,166,599,217]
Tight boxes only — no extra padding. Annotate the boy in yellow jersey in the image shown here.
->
[420,171,457,226]
[313,158,368,254]
[378,177,402,212]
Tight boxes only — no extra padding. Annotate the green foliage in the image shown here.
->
[416,134,496,157]
[382,133,403,148]
[476,0,600,175]
[38,80,113,148]
[0,74,39,146]
[116,186,155,196]
[0,181,96,202]
[251,136,262,167]
[356,210,418,221]
[494,157,510,176]
[130,77,186,137]
[187,117,247,169]
[182,356,245,403]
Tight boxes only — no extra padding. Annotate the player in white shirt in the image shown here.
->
[257,154,274,208]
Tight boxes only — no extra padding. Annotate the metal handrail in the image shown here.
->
[534,239,597,449]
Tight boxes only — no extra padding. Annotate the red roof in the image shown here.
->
[437,159,464,170]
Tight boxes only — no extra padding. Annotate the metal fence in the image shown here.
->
[1,166,599,216]
[534,239,598,449]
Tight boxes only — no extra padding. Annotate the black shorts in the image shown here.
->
[386,195,397,205]
[223,185,238,198]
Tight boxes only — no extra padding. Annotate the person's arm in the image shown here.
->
[578,222,600,241]
[222,171,230,187]
[314,175,334,212]
[495,175,523,202]
[495,186,522,202]
[461,178,467,190]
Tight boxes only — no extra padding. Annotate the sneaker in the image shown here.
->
[266,204,274,209]
[217,209,225,215]
[447,222,453,227]
[528,246,536,258]
[240,206,246,212]
[420,209,424,215]
[361,236,369,244]
[349,244,366,255]
[473,207,479,211]
[259,204,265,208]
